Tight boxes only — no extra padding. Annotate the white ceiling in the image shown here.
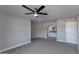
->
[0,5,79,22]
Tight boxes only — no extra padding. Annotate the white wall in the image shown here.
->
[31,21,57,38]
[57,19,66,42]
[31,21,36,38]
[57,18,77,44]
[0,12,31,52]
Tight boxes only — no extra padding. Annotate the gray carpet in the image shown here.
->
[2,38,77,54]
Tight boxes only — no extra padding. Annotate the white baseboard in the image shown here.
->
[56,40,66,43]
[32,37,46,39]
[0,41,31,53]
[56,40,77,44]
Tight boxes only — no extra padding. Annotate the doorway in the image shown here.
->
[47,25,57,39]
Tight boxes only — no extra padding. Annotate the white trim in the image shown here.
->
[32,37,47,39]
[56,40,66,43]
[56,40,77,44]
[0,41,31,53]
[65,41,77,44]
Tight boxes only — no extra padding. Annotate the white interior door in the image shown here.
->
[66,21,77,44]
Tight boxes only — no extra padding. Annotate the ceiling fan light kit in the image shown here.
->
[22,5,48,17]
[33,12,38,17]
[34,13,38,17]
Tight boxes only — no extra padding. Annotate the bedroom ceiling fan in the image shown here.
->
[22,5,48,17]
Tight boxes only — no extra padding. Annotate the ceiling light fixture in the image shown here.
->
[33,12,38,17]
[34,13,38,17]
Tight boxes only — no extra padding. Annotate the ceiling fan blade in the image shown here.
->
[38,13,48,15]
[37,5,45,12]
[22,5,34,12]
[24,13,33,15]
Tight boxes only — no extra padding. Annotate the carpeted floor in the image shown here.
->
[2,38,77,54]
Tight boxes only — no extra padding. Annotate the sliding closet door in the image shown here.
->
[66,20,77,44]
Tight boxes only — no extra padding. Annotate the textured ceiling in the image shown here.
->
[0,5,79,22]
